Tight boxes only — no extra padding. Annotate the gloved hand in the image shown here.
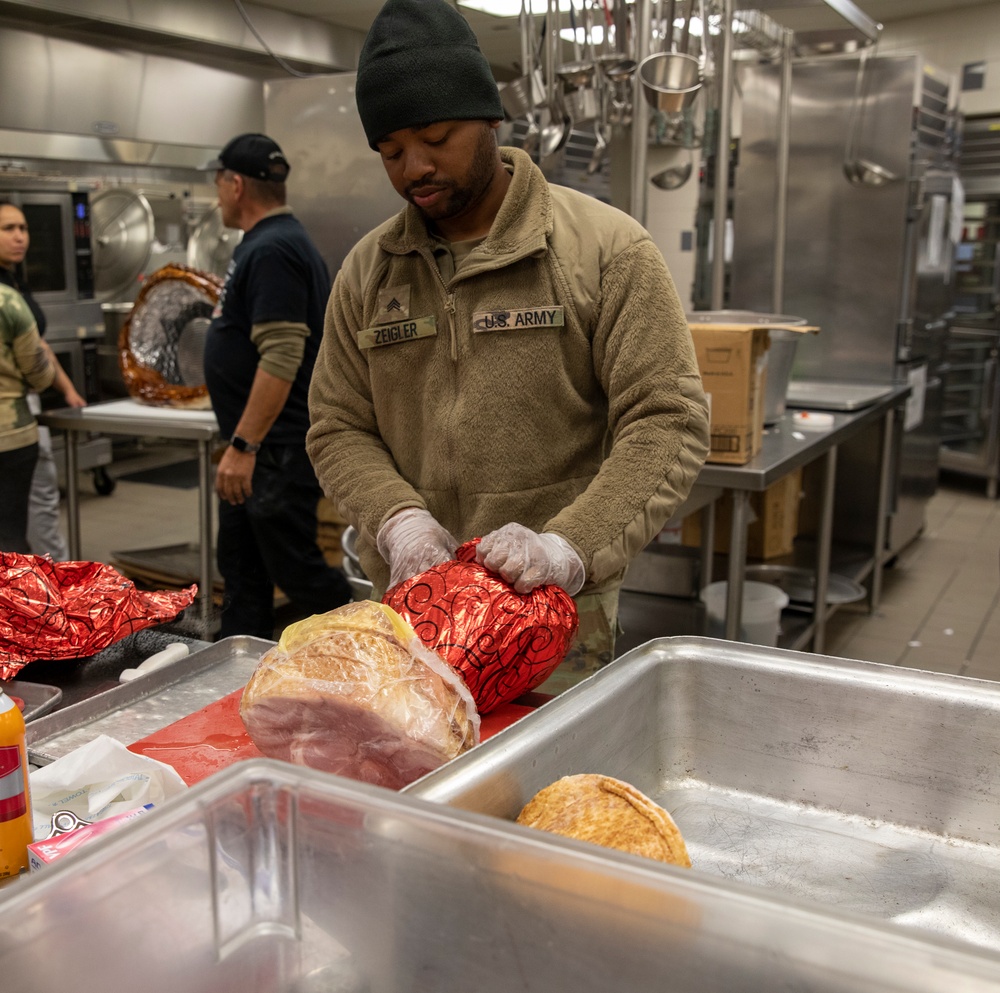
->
[376,507,459,590]
[476,523,585,596]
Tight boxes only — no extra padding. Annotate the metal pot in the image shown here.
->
[763,328,801,424]
[556,59,595,89]
[565,85,599,124]
[687,311,809,425]
[687,311,808,327]
[500,68,546,120]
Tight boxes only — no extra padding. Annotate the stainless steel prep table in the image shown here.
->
[39,399,220,635]
[12,628,211,715]
[696,383,910,651]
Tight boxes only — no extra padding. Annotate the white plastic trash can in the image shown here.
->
[700,580,790,647]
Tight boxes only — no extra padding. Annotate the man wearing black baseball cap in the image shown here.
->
[205,133,291,183]
[203,132,351,638]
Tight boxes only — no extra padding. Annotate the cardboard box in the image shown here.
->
[682,468,803,560]
[689,322,770,465]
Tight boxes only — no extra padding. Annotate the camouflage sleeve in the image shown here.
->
[1,287,55,393]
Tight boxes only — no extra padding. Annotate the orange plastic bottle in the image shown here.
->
[0,688,32,879]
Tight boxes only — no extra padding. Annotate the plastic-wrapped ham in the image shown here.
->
[239,601,480,789]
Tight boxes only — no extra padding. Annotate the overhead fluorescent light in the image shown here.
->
[459,0,576,16]
[459,0,706,44]
[559,25,606,45]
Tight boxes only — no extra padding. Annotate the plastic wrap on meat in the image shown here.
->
[239,602,480,789]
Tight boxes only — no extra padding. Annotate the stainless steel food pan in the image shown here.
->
[3,759,1000,992]
[409,636,1000,955]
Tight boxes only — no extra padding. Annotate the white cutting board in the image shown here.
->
[80,399,218,427]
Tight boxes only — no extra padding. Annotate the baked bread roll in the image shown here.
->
[516,774,691,867]
[240,601,480,789]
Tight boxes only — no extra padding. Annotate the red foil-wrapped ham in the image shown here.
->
[384,541,579,714]
[0,553,196,679]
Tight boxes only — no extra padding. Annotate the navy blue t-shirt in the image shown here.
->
[204,211,331,444]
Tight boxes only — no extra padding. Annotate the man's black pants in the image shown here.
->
[216,443,352,639]
[0,443,39,554]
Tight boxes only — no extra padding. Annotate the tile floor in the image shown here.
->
[821,471,1000,681]
[64,446,999,681]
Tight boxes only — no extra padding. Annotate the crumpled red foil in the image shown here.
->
[383,540,579,714]
[0,553,197,678]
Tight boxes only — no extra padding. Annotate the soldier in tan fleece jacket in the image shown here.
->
[307,0,710,683]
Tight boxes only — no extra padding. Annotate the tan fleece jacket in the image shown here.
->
[308,146,709,595]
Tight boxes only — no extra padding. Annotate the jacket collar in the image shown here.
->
[378,146,551,266]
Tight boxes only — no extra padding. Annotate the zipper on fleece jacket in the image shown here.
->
[423,252,459,363]
[445,293,457,361]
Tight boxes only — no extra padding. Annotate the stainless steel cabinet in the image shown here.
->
[939,323,1000,497]
[730,53,959,553]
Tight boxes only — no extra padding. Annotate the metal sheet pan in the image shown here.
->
[25,636,271,766]
[407,636,1000,955]
[745,564,867,604]
[5,682,63,723]
[785,380,896,411]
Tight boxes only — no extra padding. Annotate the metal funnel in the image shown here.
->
[638,52,701,113]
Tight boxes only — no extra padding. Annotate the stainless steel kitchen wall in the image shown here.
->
[731,53,916,381]
[264,73,400,276]
[731,52,960,555]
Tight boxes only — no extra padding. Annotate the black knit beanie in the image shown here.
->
[356,0,504,149]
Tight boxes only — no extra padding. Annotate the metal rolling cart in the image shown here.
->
[939,320,1000,497]
[39,399,220,636]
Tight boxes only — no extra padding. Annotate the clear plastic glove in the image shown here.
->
[476,523,585,596]
[377,508,459,590]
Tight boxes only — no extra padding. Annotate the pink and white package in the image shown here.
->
[27,804,154,869]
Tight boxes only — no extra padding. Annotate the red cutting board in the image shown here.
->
[127,689,539,787]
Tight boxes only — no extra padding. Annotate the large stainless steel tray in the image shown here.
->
[26,637,271,766]
[408,636,1000,955]
[786,380,895,411]
[4,760,1000,992]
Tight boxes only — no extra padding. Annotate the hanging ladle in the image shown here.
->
[661,0,677,52]
[648,0,698,189]
[539,0,573,160]
[843,42,900,187]
[521,0,541,155]
[637,0,701,116]
[557,0,595,89]
[650,146,694,189]
[559,0,599,124]
[585,0,609,174]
